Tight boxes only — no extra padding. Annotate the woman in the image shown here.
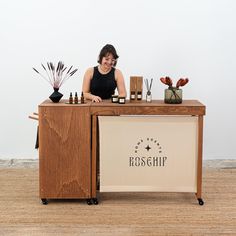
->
[82,44,127,102]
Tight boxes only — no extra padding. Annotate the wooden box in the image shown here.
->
[130,76,143,101]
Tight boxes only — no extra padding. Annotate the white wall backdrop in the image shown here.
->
[0,0,235,159]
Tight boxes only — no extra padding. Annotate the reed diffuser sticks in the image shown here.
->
[145,78,153,92]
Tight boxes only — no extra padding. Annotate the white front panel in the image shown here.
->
[99,116,198,192]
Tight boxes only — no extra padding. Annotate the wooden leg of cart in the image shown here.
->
[90,115,98,205]
[196,115,204,205]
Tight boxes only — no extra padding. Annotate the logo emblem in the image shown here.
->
[134,137,162,154]
[129,137,167,167]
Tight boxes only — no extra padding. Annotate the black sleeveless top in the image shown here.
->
[90,66,117,99]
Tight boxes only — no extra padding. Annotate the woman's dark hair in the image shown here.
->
[97,44,119,66]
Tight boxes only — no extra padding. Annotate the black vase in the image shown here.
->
[49,87,63,103]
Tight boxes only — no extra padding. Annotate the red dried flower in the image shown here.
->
[160,77,173,87]
[176,78,189,88]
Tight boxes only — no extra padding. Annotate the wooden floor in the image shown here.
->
[0,168,235,236]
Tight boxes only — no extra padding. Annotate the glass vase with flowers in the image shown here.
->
[160,76,189,104]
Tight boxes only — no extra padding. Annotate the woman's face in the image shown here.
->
[101,53,116,70]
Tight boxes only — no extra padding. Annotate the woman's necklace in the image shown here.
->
[99,65,111,74]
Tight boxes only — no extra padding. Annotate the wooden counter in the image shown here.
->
[39,99,205,205]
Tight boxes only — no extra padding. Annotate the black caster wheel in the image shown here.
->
[92,198,98,205]
[198,198,204,206]
[41,199,48,205]
[86,199,93,205]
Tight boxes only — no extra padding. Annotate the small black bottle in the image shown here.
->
[74,92,78,104]
[69,92,73,104]
[81,92,85,104]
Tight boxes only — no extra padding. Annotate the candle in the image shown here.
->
[111,95,119,103]
[118,96,126,104]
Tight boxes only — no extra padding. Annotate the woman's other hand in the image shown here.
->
[92,95,102,102]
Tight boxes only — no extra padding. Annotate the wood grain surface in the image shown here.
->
[39,106,91,199]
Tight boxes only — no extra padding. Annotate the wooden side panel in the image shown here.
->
[196,115,204,198]
[39,106,91,199]
[91,115,97,198]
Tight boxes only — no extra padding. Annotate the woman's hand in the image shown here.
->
[92,95,102,102]
[115,69,127,97]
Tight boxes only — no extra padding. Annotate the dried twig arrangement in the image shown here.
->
[33,61,78,88]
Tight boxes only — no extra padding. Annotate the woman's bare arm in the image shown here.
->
[115,69,127,97]
[82,67,102,102]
